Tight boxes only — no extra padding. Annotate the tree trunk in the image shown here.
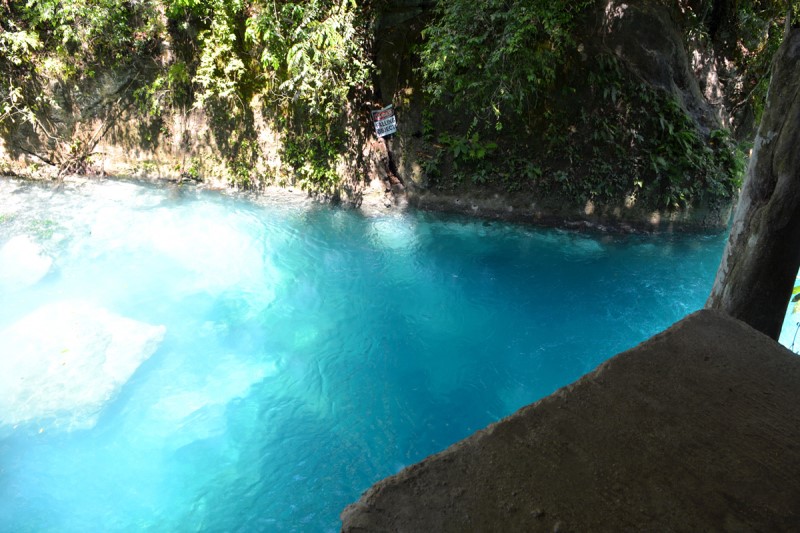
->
[706,26,800,340]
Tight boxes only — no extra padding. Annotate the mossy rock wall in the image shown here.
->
[372,0,743,230]
[0,0,745,230]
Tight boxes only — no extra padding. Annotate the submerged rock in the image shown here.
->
[0,300,166,432]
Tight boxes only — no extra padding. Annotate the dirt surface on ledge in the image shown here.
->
[341,310,800,532]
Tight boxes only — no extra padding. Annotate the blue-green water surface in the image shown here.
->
[0,177,773,531]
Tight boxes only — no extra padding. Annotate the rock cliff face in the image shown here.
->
[596,2,716,129]
[707,26,800,337]
[0,0,746,231]
[370,0,741,231]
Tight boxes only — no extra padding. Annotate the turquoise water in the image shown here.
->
[0,177,782,531]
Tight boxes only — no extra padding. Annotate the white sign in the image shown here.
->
[371,105,397,137]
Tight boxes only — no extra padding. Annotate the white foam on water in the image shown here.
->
[0,235,53,291]
[369,216,419,253]
[85,202,280,302]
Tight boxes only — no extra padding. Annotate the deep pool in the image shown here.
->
[0,177,793,531]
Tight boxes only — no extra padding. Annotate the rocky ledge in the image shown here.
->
[341,309,800,531]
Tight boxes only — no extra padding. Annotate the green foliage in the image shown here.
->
[193,0,248,108]
[283,126,342,192]
[175,0,372,189]
[549,55,745,208]
[185,157,202,180]
[439,131,497,167]
[683,0,800,126]
[417,0,597,195]
[0,0,372,190]
[0,0,776,204]
[437,119,498,184]
[246,1,371,114]
[226,138,262,188]
[242,0,372,190]
[0,16,43,129]
[19,0,163,73]
[134,61,193,116]
[419,3,746,210]
[419,0,593,131]
[792,283,800,314]
[0,0,164,174]
[733,2,796,124]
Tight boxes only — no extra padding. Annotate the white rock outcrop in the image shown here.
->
[0,300,166,432]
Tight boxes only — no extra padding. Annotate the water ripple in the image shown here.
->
[0,177,736,532]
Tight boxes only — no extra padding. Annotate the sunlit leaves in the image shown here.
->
[195,8,247,107]
[0,28,41,66]
[242,0,371,116]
